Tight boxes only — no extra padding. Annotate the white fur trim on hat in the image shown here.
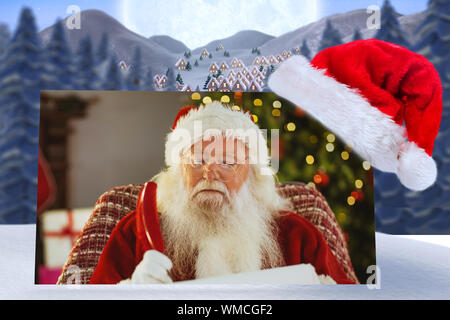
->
[268,55,437,190]
[165,101,270,168]
[397,142,437,191]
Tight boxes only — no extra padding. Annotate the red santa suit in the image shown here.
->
[89,182,354,284]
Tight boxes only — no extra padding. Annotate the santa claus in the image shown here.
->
[89,101,354,284]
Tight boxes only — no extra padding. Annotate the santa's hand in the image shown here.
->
[126,250,173,284]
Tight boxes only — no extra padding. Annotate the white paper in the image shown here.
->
[175,264,321,285]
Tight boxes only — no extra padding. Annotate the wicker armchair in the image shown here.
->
[57,182,359,284]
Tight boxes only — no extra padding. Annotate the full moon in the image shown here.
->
[118,0,320,49]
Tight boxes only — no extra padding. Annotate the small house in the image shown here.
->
[231,78,246,92]
[218,78,231,92]
[175,58,186,70]
[207,77,219,92]
[209,62,219,74]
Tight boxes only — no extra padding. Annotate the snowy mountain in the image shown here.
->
[149,35,190,54]
[39,10,179,74]
[39,8,426,83]
[262,9,426,56]
[192,30,275,53]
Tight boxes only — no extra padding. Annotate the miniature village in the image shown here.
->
[152,45,299,92]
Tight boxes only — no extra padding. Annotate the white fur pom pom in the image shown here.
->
[397,142,437,191]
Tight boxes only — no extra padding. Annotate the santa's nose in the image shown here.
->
[202,163,219,181]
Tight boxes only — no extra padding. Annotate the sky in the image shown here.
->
[0,0,428,49]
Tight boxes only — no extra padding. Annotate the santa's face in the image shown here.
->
[180,136,250,211]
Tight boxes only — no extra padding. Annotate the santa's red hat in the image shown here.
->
[165,101,271,173]
[268,39,442,191]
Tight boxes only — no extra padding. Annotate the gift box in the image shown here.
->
[40,208,92,269]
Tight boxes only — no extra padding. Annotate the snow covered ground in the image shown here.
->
[1,225,449,299]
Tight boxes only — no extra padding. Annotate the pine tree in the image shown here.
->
[0,23,10,57]
[0,8,43,223]
[102,54,124,90]
[374,0,450,233]
[143,67,155,91]
[301,39,312,60]
[165,67,177,91]
[203,75,211,89]
[186,61,192,71]
[125,46,142,90]
[194,59,199,67]
[74,36,99,89]
[43,19,73,90]
[176,73,183,85]
[352,29,363,41]
[96,32,109,65]
[208,53,212,59]
[375,0,410,48]
[318,20,343,52]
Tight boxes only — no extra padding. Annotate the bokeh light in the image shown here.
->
[191,92,201,100]
[202,96,212,104]
[306,155,315,165]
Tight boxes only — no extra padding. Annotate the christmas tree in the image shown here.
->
[0,8,43,223]
[374,0,450,233]
[300,39,312,60]
[43,19,73,90]
[74,36,99,90]
[318,20,343,52]
[102,54,124,90]
[125,46,143,90]
[375,0,410,48]
[185,61,192,71]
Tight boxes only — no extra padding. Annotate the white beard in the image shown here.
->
[153,166,289,280]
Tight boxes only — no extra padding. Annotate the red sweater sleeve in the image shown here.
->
[278,211,355,284]
[89,211,138,284]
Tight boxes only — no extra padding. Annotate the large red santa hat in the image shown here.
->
[165,101,271,172]
[268,39,442,191]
